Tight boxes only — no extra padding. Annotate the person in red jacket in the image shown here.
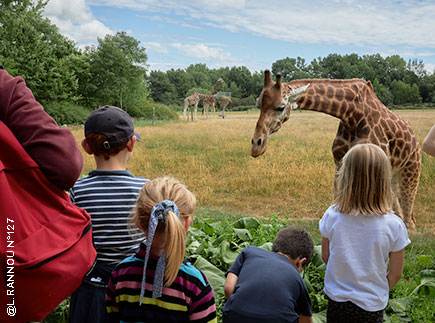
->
[0,65,83,189]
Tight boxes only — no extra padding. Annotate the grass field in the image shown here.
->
[71,108,435,233]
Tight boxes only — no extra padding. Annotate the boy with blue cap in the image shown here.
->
[69,105,149,323]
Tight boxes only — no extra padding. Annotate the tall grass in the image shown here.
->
[71,109,435,232]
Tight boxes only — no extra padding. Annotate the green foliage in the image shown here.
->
[391,80,422,105]
[87,31,148,109]
[229,105,256,111]
[272,56,311,81]
[0,0,80,102]
[148,71,178,104]
[373,79,393,106]
[42,101,91,125]
[42,298,69,323]
[136,101,179,120]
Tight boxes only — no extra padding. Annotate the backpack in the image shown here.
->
[0,121,96,322]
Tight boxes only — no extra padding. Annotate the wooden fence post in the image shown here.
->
[152,107,155,125]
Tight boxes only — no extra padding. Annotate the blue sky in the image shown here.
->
[43,0,435,73]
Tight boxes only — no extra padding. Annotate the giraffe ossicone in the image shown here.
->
[282,84,310,111]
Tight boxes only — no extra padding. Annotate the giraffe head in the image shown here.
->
[251,70,309,157]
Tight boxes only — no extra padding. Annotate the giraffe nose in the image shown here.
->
[251,138,262,146]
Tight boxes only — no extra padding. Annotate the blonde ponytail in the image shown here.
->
[133,177,196,301]
[164,210,186,286]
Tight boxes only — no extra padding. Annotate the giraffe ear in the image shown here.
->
[264,70,273,88]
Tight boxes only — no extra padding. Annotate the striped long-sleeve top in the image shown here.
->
[106,243,217,322]
[70,170,148,265]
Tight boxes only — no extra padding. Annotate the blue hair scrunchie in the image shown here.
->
[139,200,179,304]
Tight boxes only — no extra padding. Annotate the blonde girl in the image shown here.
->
[319,144,410,323]
[106,177,217,322]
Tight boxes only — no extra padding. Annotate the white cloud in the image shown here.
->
[43,0,113,45]
[148,62,187,71]
[170,42,232,61]
[142,41,168,54]
[425,63,435,74]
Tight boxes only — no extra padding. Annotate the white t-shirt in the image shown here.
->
[319,205,410,311]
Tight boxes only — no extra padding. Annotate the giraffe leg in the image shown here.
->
[391,175,404,221]
[397,159,421,230]
[183,104,188,120]
[194,103,198,121]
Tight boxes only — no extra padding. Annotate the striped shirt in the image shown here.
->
[106,243,217,323]
[70,170,148,264]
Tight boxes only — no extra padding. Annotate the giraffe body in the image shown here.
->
[200,77,225,118]
[251,71,421,229]
[183,93,201,121]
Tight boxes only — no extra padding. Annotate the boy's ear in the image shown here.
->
[126,136,137,152]
[299,257,308,269]
[81,139,94,155]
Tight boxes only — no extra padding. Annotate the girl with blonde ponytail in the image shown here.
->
[106,177,217,322]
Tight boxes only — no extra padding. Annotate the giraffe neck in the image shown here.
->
[288,80,369,127]
[211,80,222,95]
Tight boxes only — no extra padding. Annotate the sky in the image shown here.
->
[42,0,435,74]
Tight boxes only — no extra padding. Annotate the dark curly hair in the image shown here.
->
[272,226,314,265]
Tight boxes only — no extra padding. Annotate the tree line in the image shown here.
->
[1,0,434,124]
[151,55,435,109]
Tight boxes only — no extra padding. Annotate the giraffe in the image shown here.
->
[200,77,225,118]
[183,93,201,121]
[251,70,421,229]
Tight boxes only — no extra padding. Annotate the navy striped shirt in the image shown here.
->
[70,170,148,264]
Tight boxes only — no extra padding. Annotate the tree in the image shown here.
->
[88,31,148,110]
[407,59,426,80]
[0,0,79,102]
[272,57,310,81]
[148,71,178,103]
[419,74,435,103]
[372,79,393,106]
[228,66,252,97]
[186,64,211,88]
[166,69,195,101]
[391,80,421,105]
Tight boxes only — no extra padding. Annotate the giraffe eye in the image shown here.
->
[276,105,285,112]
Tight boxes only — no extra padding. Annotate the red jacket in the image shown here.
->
[0,69,83,189]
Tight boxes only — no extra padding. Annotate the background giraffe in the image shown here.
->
[200,77,225,118]
[183,93,201,121]
[251,70,421,229]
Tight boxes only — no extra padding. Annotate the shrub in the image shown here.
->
[42,101,91,125]
[139,101,179,120]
